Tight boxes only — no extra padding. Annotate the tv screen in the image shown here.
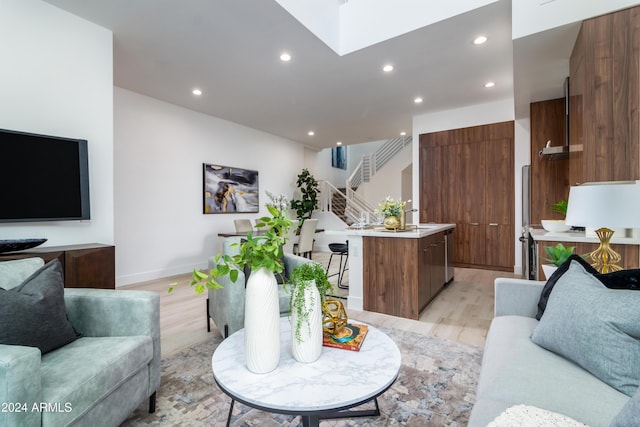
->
[0,128,90,222]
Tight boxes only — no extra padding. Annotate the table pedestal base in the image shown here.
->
[225,397,381,427]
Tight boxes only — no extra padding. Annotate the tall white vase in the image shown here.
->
[290,280,323,363]
[244,267,281,373]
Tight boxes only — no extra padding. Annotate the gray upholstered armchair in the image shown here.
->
[206,236,312,338]
[0,258,160,427]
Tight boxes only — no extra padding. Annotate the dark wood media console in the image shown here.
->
[0,243,115,289]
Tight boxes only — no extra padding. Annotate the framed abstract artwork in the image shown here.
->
[203,163,259,214]
[331,146,347,170]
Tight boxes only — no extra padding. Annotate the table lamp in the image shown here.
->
[565,181,640,273]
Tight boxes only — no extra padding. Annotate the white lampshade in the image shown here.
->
[565,181,640,229]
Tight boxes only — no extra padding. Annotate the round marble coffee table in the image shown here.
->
[211,318,401,427]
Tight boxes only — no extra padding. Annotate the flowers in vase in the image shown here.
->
[375,196,407,218]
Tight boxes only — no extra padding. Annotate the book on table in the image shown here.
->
[322,323,369,351]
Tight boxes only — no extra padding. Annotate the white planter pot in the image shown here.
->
[542,264,558,280]
[290,280,323,363]
[244,267,281,373]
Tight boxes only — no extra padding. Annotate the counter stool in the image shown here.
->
[326,241,349,289]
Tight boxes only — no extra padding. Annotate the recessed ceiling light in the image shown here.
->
[474,36,488,45]
[484,81,495,88]
[192,88,202,96]
[280,52,291,62]
[400,131,407,136]
[336,141,342,146]
[382,64,394,72]
[308,131,315,136]
[414,97,423,104]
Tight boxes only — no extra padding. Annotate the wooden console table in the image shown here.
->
[0,243,115,289]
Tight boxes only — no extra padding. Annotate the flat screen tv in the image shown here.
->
[0,128,90,222]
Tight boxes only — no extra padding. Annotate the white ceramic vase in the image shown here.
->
[244,267,281,373]
[290,280,323,363]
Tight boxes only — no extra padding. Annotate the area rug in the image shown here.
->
[122,327,482,426]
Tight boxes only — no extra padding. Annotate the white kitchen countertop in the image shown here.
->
[530,228,640,245]
[325,223,455,239]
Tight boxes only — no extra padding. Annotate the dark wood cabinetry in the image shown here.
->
[363,232,446,320]
[569,6,640,183]
[420,121,514,271]
[0,244,115,289]
[530,99,570,225]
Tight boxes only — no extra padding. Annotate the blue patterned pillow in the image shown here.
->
[531,260,640,396]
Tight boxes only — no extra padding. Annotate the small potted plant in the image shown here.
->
[541,199,571,232]
[542,243,585,279]
[287,262,333,363]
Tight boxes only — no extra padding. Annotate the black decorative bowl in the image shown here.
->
[0,239,47,254]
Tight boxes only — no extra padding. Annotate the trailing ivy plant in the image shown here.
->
[290,169,319,225]
[169,204,292,294]
[287,262,333,343]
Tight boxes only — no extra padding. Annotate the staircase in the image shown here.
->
[319,135,412,224]
[331,189,348,223]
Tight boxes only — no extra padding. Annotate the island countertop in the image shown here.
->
[325,223,455,239]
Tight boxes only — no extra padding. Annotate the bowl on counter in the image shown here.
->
[541,219,571,233]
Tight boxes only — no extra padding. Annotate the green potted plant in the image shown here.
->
[541,199,570,232]
[286,262,333,363]
[290,169,319,226]
[551,200,568,216]
[172,197,292,374]
[541,243,586,279]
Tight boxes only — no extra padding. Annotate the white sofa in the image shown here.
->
[469,274,635,426]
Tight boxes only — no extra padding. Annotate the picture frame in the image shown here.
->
[203,163,259,214]
[331,146,347,170]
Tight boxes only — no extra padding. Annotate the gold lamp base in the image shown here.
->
[590,227,623,273]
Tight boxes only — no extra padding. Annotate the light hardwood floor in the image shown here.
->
[124,252,517,357]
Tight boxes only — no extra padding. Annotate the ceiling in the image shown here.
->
[43,0,575,150]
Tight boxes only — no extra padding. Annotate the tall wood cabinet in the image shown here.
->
[569,6,640,184]
[530,98,570,224]
[420,121,514,271]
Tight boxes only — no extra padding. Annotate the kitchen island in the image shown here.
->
[325,224,455,320]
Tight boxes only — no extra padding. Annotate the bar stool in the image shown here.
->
[326,241,348,289]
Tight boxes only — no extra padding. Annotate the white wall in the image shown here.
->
[115,88,306,286]
[0,0,114,247]
[512,0,640,39]
[411,98,524,272]
[357,144,412,210]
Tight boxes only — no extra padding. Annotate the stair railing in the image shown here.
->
[319,135,412,225]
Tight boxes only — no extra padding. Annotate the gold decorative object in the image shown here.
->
[321,298,348,335]
[383,216,400,230]
[565,182,640,273]
[590,227,622,273]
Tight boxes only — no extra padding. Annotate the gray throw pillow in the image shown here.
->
[0,259,79,354]
[531,260,640,397]
[610,386,640,427]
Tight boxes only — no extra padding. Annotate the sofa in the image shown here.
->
[469,259,640,426]
[206,236,312,338]
[0,257,161,427]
